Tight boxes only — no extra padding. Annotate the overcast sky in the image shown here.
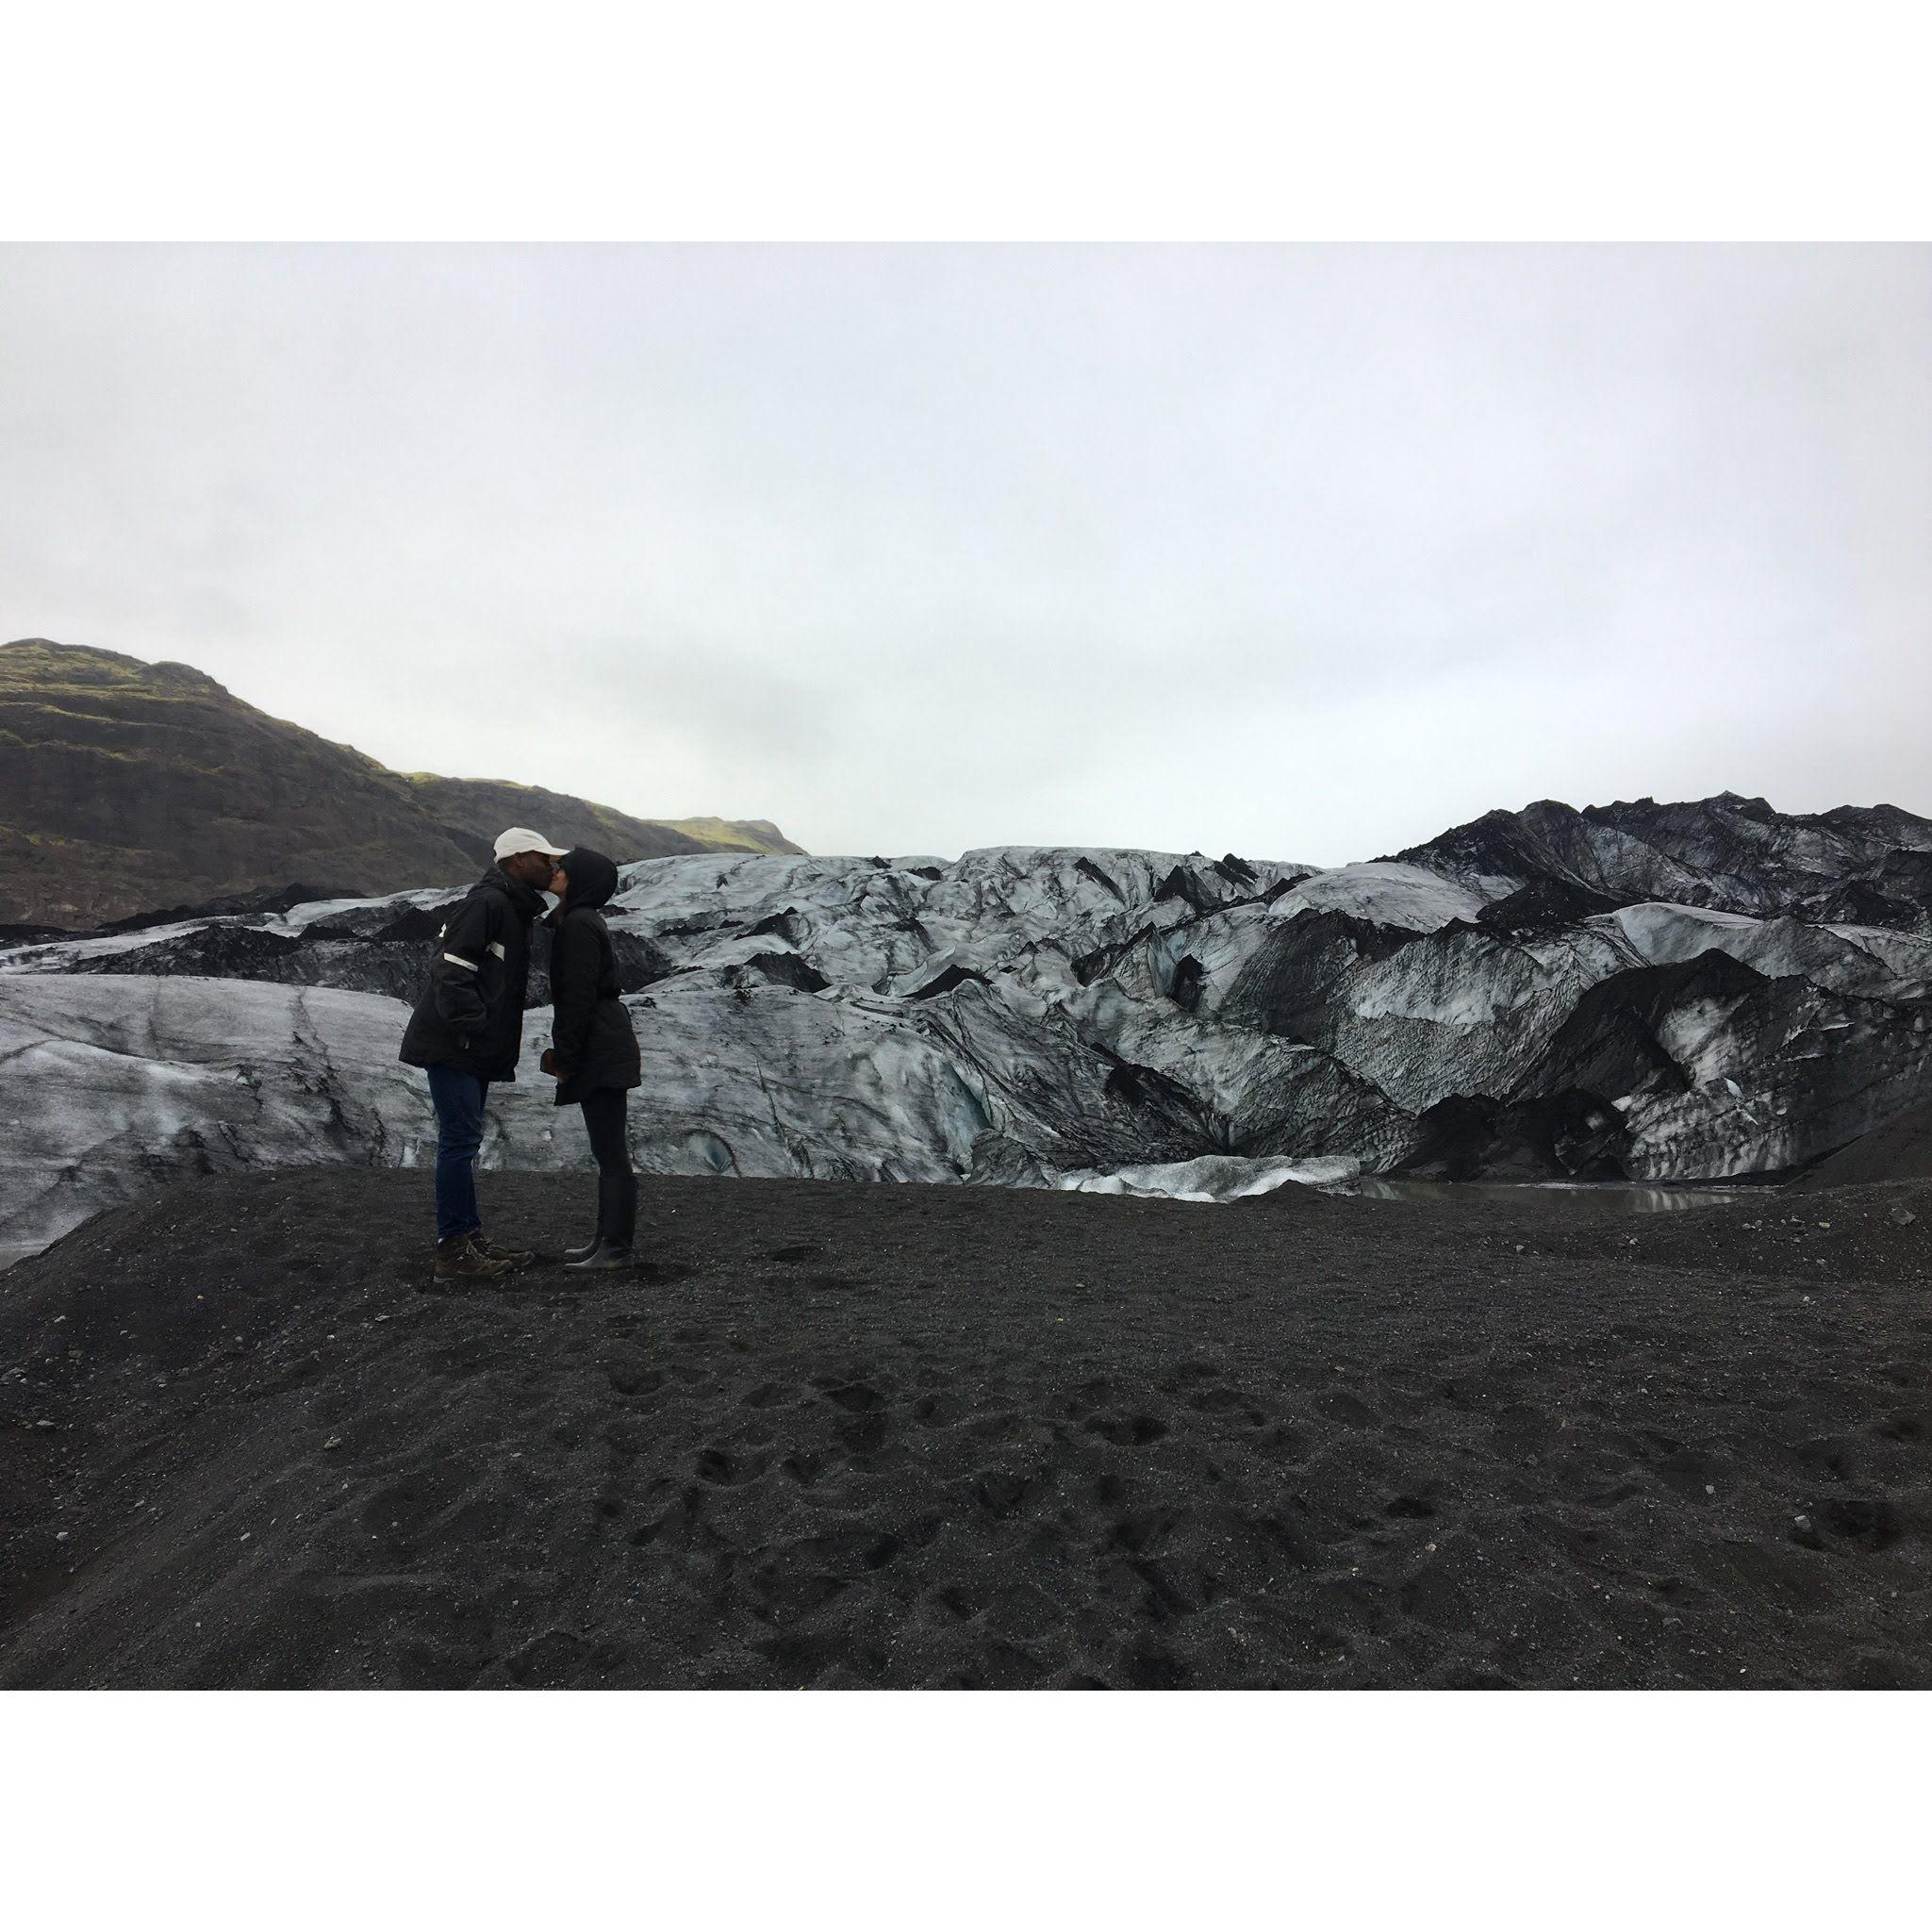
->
[4,244,1927,865]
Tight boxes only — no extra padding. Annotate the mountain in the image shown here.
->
[397,776,797,874]
[4,795,1930,1264]
[1392,792,1932,933]
[0,639,801,929]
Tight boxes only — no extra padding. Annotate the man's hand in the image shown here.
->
[540,1048,559,1077]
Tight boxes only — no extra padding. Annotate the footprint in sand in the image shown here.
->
[1796,1496,1902,1553]
[837,1414,890,1455]
[1256,1424,1310,1462]
[1186,1386,1259,1413]
[505,1629,587,1685]
[1120,1646,1189,1689]
[1873,1411,1927,1443]
[696,1446,768,1486]
[1084,1414,1169,1446]
[973,1470,1032,1516]
[745,1564,850,1624]
[1316,1392,1379,1428]
[607,1363,663,1398]
[1109,1511,1181,1554]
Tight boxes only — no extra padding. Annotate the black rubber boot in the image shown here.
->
[608,1166,637,1249]
[563,1240,635,1271]
[561,1201,603,1265]
[565,1169,637,1271]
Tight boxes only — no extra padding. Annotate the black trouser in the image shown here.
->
[578,1087,637,1247]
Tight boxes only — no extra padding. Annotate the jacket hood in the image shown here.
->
[484,865,550,918]
[556,847,620,914]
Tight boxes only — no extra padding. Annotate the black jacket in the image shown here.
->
[398,867,549,1080]
[548,848,641,1106]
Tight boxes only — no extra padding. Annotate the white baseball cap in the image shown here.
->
[493,826,569,863]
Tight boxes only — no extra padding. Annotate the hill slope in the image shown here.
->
[400,774,799,870]
[1792,1098,1932,1189]
[0,639,801,927]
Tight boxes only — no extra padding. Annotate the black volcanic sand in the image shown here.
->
[1795,1098,1932,1190]
[4,1168,1932,1689]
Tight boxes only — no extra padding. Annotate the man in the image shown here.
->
[401,827,567,1282]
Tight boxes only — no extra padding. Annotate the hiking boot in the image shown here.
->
[434,1235,513,1283]
[472,1233,536,1268]
[563,1239,638,1273]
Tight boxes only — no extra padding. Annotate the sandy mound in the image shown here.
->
[4,1169,1931,1688]
[1795,1099,1932,1189]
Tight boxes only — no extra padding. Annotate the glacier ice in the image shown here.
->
[4,799,1930,1264]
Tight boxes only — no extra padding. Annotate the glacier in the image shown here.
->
[3,794,1930,1265]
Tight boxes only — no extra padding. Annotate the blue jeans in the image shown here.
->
[425,1065,490,1241]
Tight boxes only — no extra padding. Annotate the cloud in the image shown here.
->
[3,243,1927,858]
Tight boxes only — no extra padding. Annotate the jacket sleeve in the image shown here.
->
[429,894,492,1033]
[550,916,599,1071]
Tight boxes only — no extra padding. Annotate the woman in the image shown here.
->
[539,847,642,1269]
